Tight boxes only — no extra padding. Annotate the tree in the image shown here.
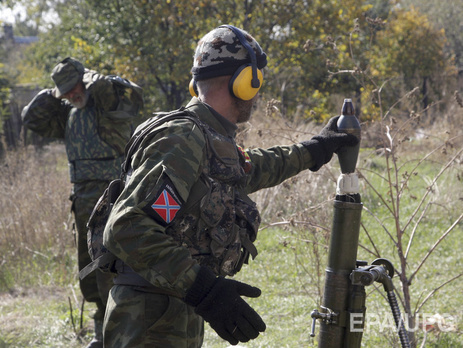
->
[9,0,459,121]
[400,0,463,73]
[251,0,371,121]
[366,6,455,113]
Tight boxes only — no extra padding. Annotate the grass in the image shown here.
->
[0,286,93,347]
[1,104,462,347]
[204,226,321,348]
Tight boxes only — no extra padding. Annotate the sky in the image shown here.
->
[0,3,60,32]
[0,4,26,24]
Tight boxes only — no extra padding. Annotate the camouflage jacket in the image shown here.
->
[21,70,144,184]
[103,97,317,298]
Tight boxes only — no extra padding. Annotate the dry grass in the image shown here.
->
[0,144,74,289]
[0,144,95,347]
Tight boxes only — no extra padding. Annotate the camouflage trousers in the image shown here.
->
[104,285,205,347]
[72,181,114,323]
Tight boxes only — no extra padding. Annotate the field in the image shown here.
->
[1,102,462,347]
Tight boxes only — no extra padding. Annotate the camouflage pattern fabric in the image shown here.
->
[103,97,316,345]
[86,179,123,267]
[82,112,204,280]
[191,26,267,81]
[164,115,262,277]
[65,101,125,182]
[21,69,144,335]
[104,285,204,347]
[22,70,144,183]
[72,181,115,325]
[51,57,84,97]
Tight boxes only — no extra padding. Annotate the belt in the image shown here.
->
[113,260,179,296]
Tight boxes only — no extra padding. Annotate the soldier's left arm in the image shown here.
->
[103,119,206,298]
[244,144,316,194]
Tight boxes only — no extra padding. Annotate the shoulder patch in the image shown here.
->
[142,175,184,226]
[237,144,252,173]
[237,145,251,162]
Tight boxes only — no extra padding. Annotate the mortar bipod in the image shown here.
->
[310,258,411,348]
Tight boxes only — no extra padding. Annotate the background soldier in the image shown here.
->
[103,25,357,347]
[21,57,144,348]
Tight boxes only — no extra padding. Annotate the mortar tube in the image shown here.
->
[344,283,367,347]
[318,199,363,348]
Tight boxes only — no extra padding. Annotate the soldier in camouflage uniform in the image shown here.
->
[21,57,144,348]
[103,25,358,347]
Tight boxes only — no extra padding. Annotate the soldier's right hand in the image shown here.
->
[184,266,266,345]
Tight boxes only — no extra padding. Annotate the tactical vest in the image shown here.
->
[66,73,143,184]
[80,110,261,281]
[66,103,124,183]
[166,116,261,277]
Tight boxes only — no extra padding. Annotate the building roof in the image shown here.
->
[13,36,39,44]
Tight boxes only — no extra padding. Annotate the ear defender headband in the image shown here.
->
[222,25,263,101]
[189,25,264,101]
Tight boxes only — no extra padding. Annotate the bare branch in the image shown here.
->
[402,137,463,234]
[362,206,398,246]
[410,212,463,283]
[415,272,463,314]
[405,202,431,258]
[360,222,381,257]
[357,168,395,216]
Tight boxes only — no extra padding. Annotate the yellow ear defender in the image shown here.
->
[224,25,263,101]
[229,65,263,101]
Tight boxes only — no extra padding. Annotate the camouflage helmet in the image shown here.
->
[191,25,267,81]
[51,57,85,97]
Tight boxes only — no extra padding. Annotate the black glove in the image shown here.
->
[184,266,266,345]
[301,116,359,171]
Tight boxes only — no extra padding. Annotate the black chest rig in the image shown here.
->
[166,120,261,276]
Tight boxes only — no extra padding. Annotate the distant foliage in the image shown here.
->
[364,6,456,119]
[5,0,458,122]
